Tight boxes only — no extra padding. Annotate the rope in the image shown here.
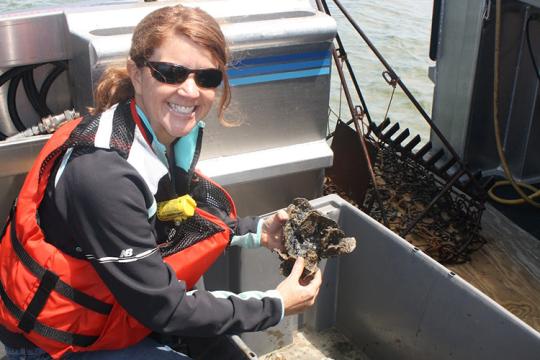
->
[381,71,397,124]
[376,70,397,147]
[490,0,540,208]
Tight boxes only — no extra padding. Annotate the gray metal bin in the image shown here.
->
[303,195,540,360]
[207,194,540,357]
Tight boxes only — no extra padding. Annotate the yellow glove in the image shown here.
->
[157,195,197,222]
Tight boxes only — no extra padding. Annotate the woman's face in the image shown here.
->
[130,34,219,146]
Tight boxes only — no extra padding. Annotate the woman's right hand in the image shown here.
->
[276,257,322,316]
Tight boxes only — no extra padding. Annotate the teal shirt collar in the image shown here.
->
[135,104,205,172]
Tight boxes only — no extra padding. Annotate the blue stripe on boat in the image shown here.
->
[229,67,330,86]
[228,58,332,78]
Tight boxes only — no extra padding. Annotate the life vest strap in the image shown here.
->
[0,280,97,347]
[10,216,112,315]
[18,270,59,333]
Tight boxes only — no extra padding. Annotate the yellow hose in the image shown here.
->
[488,180,540,205]
[490,0,540,208]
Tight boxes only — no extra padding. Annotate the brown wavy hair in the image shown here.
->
[90,5,231,125]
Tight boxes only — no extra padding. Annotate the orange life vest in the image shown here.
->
[0,104,236,358]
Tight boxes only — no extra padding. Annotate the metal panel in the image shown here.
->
[459,1,540,181]
[198,140,332,186]
[63,0,334,108]
[224,169,325,223]
[0,11,68,67]
[432,0,540,181]
[430,0,486,156]
[65,0,336,157]
[0,136,49,222]
[64,3,144,110]
[202,64,331,159]
[496,3,540,180]
[0,135,49,178]
[466,2,526,174]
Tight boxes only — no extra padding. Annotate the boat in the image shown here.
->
[0,0,539,359]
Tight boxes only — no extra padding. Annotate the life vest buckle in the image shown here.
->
[157,195,197,222]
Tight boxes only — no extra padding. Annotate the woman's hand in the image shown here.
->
[260,209,288,251]
[276,257,322,316]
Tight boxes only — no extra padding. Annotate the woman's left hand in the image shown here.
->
[260,209,289,251]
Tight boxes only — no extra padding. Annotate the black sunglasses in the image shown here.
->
[145,61,223,89]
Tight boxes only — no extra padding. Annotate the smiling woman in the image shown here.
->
[0,4,322,360]
[91,4,231,128]
[128,34,220,145]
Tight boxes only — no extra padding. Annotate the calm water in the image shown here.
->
[1,0,434,139]
[325,0,434,140]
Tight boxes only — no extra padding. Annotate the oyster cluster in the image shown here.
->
[276,198,356,278]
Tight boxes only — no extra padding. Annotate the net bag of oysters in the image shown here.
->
[276,198,356,278]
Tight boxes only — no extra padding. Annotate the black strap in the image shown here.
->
[10,217,112,315]
[0,280,97,347]
[18,270,59,333]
